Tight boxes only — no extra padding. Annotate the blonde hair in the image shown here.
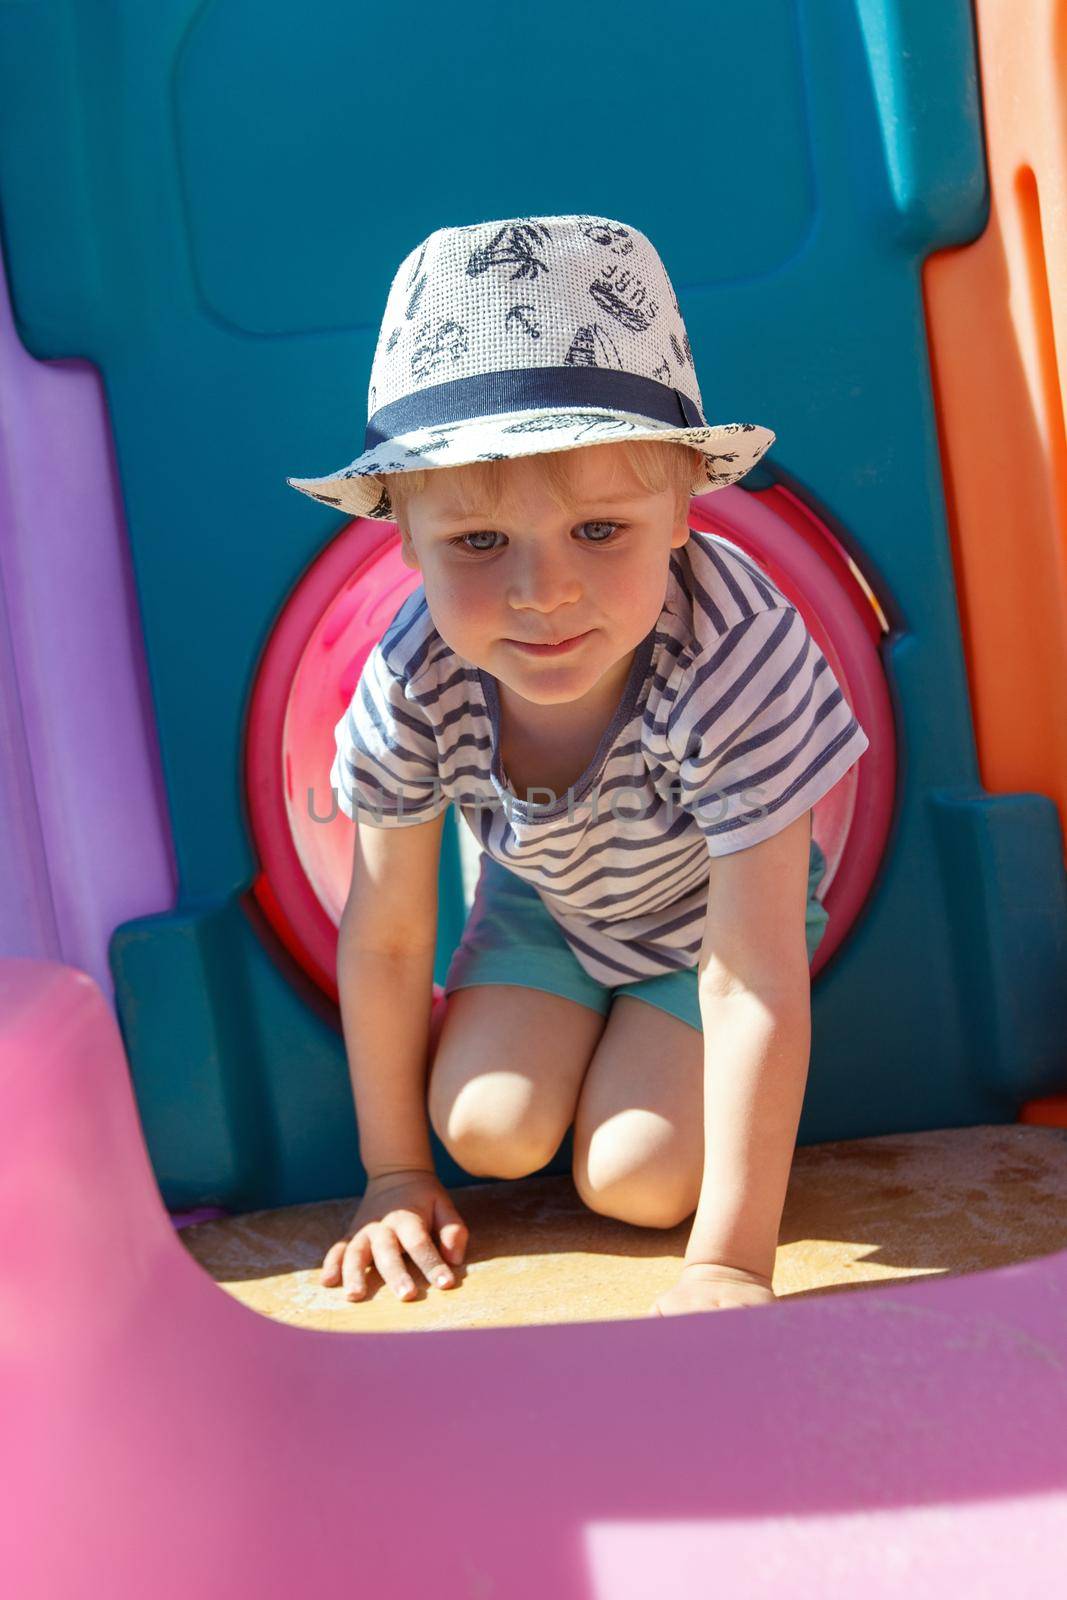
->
[378,438,703,529]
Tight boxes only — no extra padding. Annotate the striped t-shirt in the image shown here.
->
[330,530,870,985]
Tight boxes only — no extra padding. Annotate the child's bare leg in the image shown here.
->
[572,996,704,1228]
[428,985,607,1179]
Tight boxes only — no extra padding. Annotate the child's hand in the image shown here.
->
[320,1169,469,1303]
[649,1262,776,1318]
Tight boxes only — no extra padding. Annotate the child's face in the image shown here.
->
[397,443,691,711]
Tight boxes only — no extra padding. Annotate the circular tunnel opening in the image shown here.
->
[244,484,896,1007]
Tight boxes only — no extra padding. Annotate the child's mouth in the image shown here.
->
[507,631,591,656]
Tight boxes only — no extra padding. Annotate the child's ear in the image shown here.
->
[398,524,422,570]
[670,505,692,549]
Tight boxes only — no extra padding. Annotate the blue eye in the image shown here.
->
[447,529,498,553]
[446,521,622,553]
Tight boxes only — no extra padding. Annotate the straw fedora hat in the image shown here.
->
[285,212,775,521]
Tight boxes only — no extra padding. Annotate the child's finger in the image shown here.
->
[370,1229,417,1300]
[393,1218,454,1289]
[434,1201,468,1265]
[319,1238,348,1285]
[341,1234,374,1300]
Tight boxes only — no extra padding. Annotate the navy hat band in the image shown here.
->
[364,366,705,451]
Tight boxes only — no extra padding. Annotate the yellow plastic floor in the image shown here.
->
[178,1124,1067,1333]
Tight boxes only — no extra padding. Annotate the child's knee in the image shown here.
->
[430,1082,562,1179]
[576,1168,696,1229]
[438,1120,560,1181]
[573,1118,700,1228]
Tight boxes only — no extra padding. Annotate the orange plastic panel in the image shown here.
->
[925,1,1067,1124]
[923,0,1067,849]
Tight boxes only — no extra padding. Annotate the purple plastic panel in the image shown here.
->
[0,234,177,1005]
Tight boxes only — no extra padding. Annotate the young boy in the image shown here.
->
[286,214,870,1317]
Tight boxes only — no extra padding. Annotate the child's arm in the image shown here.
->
[653,812,815,1314]
[321,809,473,1302]
[338,810,448,1178]
[683,981,810,1280]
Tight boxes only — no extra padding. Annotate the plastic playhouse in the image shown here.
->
[3,1,1067,1594]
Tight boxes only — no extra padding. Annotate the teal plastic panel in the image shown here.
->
[5,0,1065,1211]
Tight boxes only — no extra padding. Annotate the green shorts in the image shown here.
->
[444,839,830,1035]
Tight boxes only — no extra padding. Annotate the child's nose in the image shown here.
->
[507,548,583,611]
